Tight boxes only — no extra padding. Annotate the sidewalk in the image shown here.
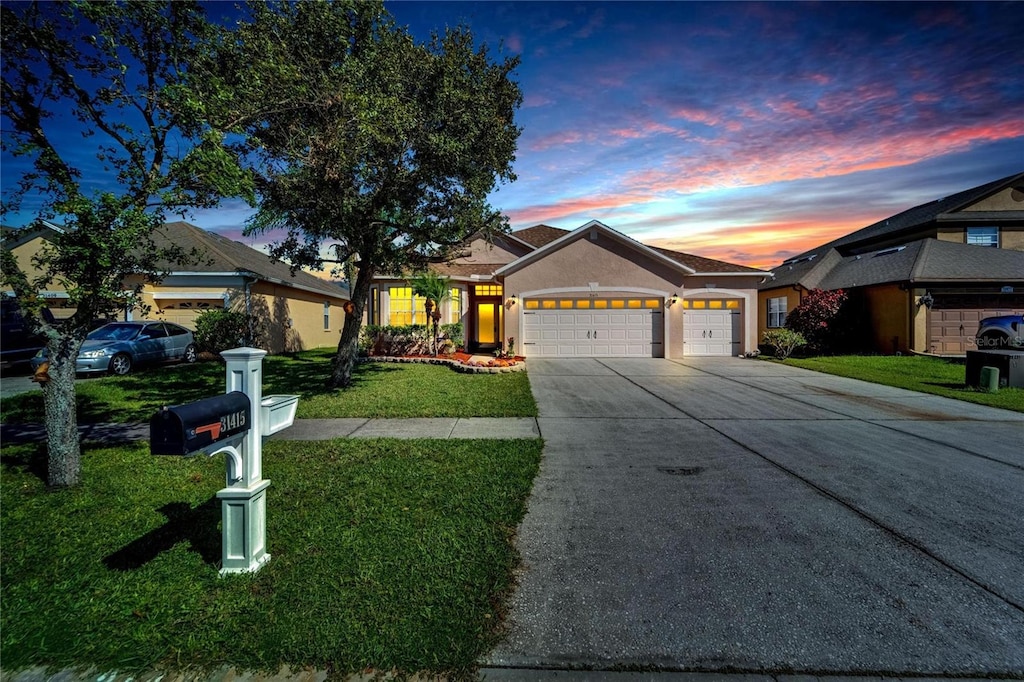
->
[0,417,540,445]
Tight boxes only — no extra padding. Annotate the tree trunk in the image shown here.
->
[42,336,84,487]
[329,263,375,389]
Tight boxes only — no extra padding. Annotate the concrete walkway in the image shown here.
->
[0,417,540,445]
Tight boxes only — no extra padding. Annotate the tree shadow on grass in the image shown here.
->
[104,496,221,571]
[0,441,48,481]
[263,356,400,395]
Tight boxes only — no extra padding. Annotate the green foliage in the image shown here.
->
[1,1,250,485]
[410,271,452,354]
[761,328,807,360]
[1,437,543,673]
[782,355,1024,413]
[192,309,250,354]
[441,322,463,349]
[0,348,539,422]
[785,288,849,354]
[190,0,522,387]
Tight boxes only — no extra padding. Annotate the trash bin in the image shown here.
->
[979,366,1000,393]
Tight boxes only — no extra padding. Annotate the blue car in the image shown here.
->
[975,314,1023,351]
[32,321,198,375]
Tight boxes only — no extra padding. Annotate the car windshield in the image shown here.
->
[87,324,142,342]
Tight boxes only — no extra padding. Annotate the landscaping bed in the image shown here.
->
[363,350,527,373]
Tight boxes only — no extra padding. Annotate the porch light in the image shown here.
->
[506,294,517,307]
[918,292,934,309]
[667,293,679,308]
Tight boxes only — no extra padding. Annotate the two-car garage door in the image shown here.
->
[523,297,663,357]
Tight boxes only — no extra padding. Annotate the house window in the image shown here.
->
[767,296,788,328]
[966,227,999,247]
[388,286,426,326]
[474,284,503,296]
[448,288,462,323]
[323,302,331,330]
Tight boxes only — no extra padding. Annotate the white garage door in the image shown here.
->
[684,309,741,356]
[522,297,664,357]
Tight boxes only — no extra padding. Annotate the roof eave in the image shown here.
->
[497,220,697,276]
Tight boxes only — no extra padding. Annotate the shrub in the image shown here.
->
[762,328,807,360]
[440,322,463,349]
[785,288,848,353]
[359,324,433,356]
[193,309,250,354]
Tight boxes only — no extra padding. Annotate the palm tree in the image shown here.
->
[409,271,452,355]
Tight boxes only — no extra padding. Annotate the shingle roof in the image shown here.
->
[813,239,1024,290]
[153,222,347,300]
[648,245,764,274]
[510,223,763,274]
[511,224,568,247]
[793,171,1024,259]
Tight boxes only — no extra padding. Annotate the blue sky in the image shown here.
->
[3,1,1022,270]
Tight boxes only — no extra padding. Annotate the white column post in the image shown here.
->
[217,347,271,575]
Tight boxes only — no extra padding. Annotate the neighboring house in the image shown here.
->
[759,171,1024,356]
[369,220,765,358]
[2,220,350,354]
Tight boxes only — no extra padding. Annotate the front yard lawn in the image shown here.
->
[1,437,543,676]
[781,355,1024,413]
[0,349,537,423]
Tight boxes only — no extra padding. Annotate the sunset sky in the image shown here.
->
[3,1,1022,272]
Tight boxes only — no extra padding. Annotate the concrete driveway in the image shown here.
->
[485,357,1024,676]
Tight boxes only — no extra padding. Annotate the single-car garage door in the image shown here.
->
[523,297,664,357]
[683,299,742,356]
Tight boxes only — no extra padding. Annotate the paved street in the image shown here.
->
[485,358,1024,676]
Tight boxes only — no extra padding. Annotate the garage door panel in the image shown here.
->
[683,308,741,357]
[523,299,663,357]
[928,295,1024,355]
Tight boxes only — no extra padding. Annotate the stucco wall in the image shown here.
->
[962,186,1024,212]
[504,233,686,356]
[864,284,910,354]
[1002,228,1024,251]
[757,287,802,343]
[456,236,530,265]
[247,281,346,354]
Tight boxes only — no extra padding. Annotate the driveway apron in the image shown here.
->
[485,358,1024,675]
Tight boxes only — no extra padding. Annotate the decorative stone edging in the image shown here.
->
[359,355,526,374]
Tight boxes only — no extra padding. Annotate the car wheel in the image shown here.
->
[184,344,198,363]
[109,352,132,376]
[978,331,1009,350]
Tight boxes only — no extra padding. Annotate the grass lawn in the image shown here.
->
[1,437,543,676]
[0,349,537,423]
[781,355,1024,413]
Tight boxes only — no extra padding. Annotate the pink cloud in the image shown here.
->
[526,130,585,151]
[669,106,720,126]
[523,93,555,108]
[505,33,523,53]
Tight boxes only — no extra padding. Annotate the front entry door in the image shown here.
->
[474,301,502,351]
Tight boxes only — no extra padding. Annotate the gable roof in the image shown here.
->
[505,222,763,275]
[792,171,1024,260]
[152,222,348,300]
[511,224,569,248]
[497,220,700,277]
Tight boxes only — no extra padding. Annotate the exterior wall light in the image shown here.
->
[505,294,517,308]
[667,293,679,308]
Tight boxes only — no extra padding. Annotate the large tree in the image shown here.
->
[1,1,249,487]
[197,0,522,388]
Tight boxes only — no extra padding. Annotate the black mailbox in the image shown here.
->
[150,391,252,456]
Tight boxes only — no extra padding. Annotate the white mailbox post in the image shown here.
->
[216,347,298,576]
